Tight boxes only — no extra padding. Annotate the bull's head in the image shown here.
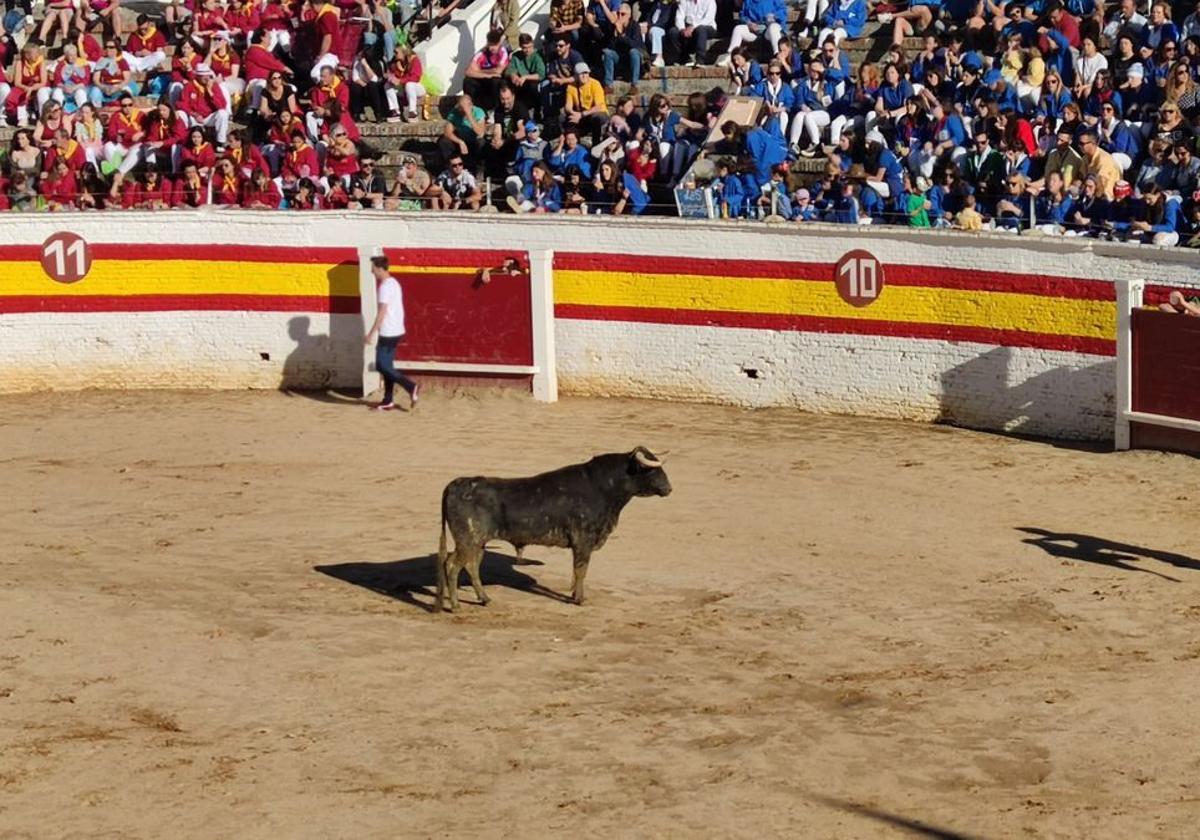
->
[629,447,673,497]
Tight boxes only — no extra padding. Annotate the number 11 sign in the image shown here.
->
[41,232,92,284]
[834,249,885,307]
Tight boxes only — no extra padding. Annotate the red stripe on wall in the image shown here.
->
[555,253,1116,301]
[384,248,531,269]
[0,294,360,314]
[555,304,1116,357]
[0,244,357,264]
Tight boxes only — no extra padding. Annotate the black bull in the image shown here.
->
[435,448,672,612]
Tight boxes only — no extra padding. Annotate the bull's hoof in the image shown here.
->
[572,595,586,606]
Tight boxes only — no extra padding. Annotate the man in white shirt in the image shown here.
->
[364,255,419,411]
[668,0,718,67]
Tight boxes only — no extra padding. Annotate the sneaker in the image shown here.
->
[788,142,801,156]
[386,113,402,123]
[410,383,420,408]
[372,402,397,411]
[715,53,732,67]
[506,195,525,213]
[800,147,817,158]
[877,11,894,23]
[652,55,665,68]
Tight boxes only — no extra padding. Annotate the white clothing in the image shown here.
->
[1075,53,1108,89]
[377,275,407,337]
[675,0,717,30]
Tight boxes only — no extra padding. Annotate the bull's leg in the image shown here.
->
[466,549,490,606]
[570,547,592,606]
[446,549,467,613]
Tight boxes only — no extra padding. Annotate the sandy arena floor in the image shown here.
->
[2,389,1199,839]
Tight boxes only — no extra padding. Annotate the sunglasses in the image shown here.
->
[450,161,464,167]
[768,71,781,76]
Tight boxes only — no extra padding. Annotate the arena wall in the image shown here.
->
[1,212,1197,439]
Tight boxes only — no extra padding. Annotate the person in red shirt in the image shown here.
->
[51,43,93,113]
[242,167,282,208]
[306,64,350,137]
[44,129,88,173]
[207,37,246,112]
[210,156,243,205]
[226,0,263,42]
[279,130,321,192]
[243,29,293,111]
[305,0,341,81]
[102,94,144,179]
[193,0,231,48]
[140,100,188,172]
[323,123,359,185]
[75,29,104,63]
[124,14,169,75]
[172,162,210,207]
[262,109,301,173]
[89,38,136,106]
[2,44,48,127]
[168,40,202,107]
[290,177,320,209]
[41,158,80,211]
[384,46,425,122]
[226,128,270,179]
[260,0,293,52]
[124,168,172,209]
[179,125,218,176]
[177,63,231,145]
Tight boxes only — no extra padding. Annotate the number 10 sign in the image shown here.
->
[41,232,92,284]
[834,249,885,307]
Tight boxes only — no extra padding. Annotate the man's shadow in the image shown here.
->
[1018,527,1200,583]
[281,315,362,404]
[315,551,571,613]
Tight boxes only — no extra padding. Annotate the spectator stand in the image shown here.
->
[356,245,556,401]
[673,94,761,217]
[1115,278,1200,453]
[416,0,551,95]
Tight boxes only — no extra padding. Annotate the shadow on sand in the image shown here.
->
[315,551,569,613]
[1018,527,1200,583]
[811,795,981,840]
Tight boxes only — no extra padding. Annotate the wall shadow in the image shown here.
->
[810,795,980,840]
[1017,526,1200,583]
[315,550,568,614]
[937,346,1114,450]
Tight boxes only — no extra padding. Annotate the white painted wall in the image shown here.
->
[416,0,552,97]
[1,210,1197,439]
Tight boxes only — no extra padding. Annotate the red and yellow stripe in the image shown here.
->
[554,254,1118,357]
[0,244,360,314]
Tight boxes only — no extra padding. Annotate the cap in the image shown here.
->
[524,120,539,132]
[194,63,214,76]
[866,128,886,146]
[1114,180,1133,199]
[574,62,590,75]
[795,188,810,202]
[1127,62,1145,78]
[961,51,984,72]
[915,175,931,193]
[984,69,1002,86]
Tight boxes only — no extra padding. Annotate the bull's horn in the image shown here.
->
[635,450,663,468]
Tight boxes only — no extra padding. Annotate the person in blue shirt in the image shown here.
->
[1097,101,1141,170]
[1130,184,1182,244]
[816,0,867,45]
[1066,175,1110,235]
[818,37,853,96]
[984,69,1022,115]
[825,178,860,223]
[544,127,593,178]
[876,62,914,131]
[510,161,563,213]
[753,61,796,142]
[723,120,788,187]
[727,47,764,95]
[713,156,750,217]
[879,0,942,50]
[863,128,904,217]
[953,65,985,121]
[721,0,786,63]
[1033,170,1075,230]
[1037,71,1074,122]
[929,97,968,166]
[790,59,838,154]
[1141,2,1180,61]
[994,173,1032,230]
[619,170,650,214]
[790,187,821,221]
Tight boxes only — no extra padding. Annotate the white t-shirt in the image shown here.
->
[377,275,406,338]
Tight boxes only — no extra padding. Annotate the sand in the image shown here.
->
[2,389,1199,839]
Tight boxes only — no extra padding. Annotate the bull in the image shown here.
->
[435,447,672,612]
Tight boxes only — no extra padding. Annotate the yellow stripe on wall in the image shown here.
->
[555,270,1115,340]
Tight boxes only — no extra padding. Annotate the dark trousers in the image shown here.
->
[376,335,416,404]
[463,76,503,111]
[667,25,717,63]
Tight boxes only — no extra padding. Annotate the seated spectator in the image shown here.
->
[51,43,93,114]
[73,103,105,167]
[350,158,388,208]
[954,192,983,230]
[995,173,1031,230]
[1,42,48,127]
[384,46,426,123]
[434,154,482,209]
[719,0,785,66]
[280,130,321,193]
[667,0,717,67]
[290,177,320,209]
[463,29,509,112]
[211,155,243,205]
[172,161,209,207]
[440,93,486,169]
[546,0,586,48]
[323,123,360,187]
[546,126,593,177]
[243,29,293,113]
[304,0,342,82]
[390,154,434,209]
[1079,129,1121,198]
[1065,175,1110,235]
[307,64,350,139]
[564,62,608,144]
[125,13,168,76]
[1033,170,1074,233]
[7,171,40,211]
[1129,183,1182,245]
[1164,140,1200,193]
[226,128,268,180]
[791,58,835,156]
[508,159,562,212]
[207,35,245,111]
[178,63,230,147]
[816,0,866,47]
[904,172,931,227]
[101,94,143,177]
[42,156,80,211]
[179,125,218,178]
[485,82,529,179]
[127,168,172,210]
[600,3,645,87]
[90,37,138,108]
[505,33,546,115]
[351,47,387,123]
[755,61,794,142]
[39,0,74,47]
[543,36,585,134]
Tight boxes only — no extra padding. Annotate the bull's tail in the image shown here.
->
[435,486,449,612]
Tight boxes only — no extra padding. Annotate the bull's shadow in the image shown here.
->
[314,551,571,614]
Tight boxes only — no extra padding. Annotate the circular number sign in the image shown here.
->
[41,232,92,284]
[834,249,885,307]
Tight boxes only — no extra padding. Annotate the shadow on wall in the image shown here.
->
[279,262,363,394]
[937,346,1114,443]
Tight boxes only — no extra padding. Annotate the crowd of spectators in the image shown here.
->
[1,0,1199,243]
